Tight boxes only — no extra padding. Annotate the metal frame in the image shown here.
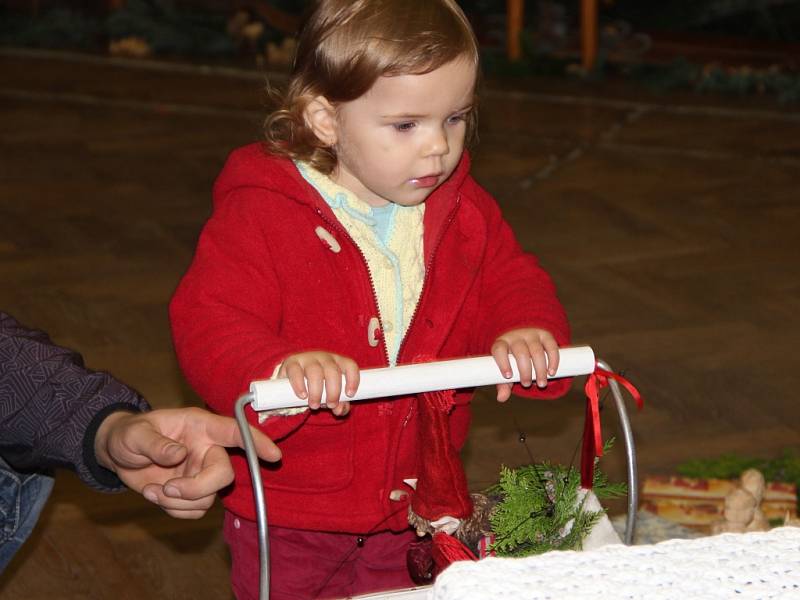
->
[597,358,639,545]
[235,356,640,600]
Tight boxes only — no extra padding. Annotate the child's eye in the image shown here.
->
[447,113,467,125]
[393,122,416,132]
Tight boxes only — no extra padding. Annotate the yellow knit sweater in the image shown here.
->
[296,162,425,364]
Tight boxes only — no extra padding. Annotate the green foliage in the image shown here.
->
[487,439,626,557]
[625,58,800,104]
[107,0,234,57]
[1,1,237,57]
[480,47,572,79]
[585,0,800,40]
[0,10,101,50]
[677,449,800,503]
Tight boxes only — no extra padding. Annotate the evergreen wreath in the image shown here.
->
[487,439,626,557]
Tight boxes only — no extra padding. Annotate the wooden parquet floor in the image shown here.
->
[1,48,799,598]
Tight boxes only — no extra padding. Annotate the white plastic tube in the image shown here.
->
[250,345,595,412]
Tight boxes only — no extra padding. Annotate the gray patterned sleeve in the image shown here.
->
[0,312,150,491]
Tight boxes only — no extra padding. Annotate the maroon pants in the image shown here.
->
[223,511,417,600]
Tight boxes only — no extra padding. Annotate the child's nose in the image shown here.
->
[424,126,449,157]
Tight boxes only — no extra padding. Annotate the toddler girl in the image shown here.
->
[170,1,571,598]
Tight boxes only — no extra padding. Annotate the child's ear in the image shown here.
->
[304,96,338,146]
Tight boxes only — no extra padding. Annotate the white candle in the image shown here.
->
[249,345,595,412]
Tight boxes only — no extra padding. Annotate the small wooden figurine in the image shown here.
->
[711,468,771,534]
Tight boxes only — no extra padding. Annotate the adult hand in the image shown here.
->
[94,407,281,519]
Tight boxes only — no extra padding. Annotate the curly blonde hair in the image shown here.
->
[263,0,480,174]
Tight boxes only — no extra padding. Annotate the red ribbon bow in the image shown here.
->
[580,365,644,489]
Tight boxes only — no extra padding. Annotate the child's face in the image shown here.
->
[330,57,477,207]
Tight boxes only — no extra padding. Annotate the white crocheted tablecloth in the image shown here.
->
[430,527,800,600]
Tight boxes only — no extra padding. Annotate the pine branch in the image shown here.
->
[487,442,625,557]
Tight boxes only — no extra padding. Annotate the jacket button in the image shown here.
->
[367,316,380,347]
[315,226,341,253]
[389,489,409,501]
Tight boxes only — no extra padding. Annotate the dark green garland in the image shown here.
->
[677,448,800,505]
[487,439,626,557]
[630,59,800,104]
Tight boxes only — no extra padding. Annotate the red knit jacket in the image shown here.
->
[169,144,571,533]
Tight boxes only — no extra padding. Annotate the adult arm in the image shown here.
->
[0,312,148,490]
[0,312,282,516]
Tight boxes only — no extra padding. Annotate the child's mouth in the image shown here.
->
[410,174,441,188]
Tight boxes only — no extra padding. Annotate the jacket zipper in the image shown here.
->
[395,195,461,434]
[396,194,462,365]
[314,207,392,367]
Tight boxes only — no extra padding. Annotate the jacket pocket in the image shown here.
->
[266,411,355,494]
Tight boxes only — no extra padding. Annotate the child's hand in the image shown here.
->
[491,328,559,402]
[278,351,359,416]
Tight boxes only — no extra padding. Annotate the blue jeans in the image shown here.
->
[0,456,54,573]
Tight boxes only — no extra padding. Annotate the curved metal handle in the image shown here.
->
[239,350,640,600]
[596,358,639,545]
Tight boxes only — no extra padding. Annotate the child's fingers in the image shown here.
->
[496,382,512,403]
[322,361,343,408]
[284,361,308,400]
[510,339,533,387]
[491,339,513,379]
[330,356,357,417]
[304,361,325,409]
[339,357,360,398]
[542,335,559,377]
[528,341,548,388]
[332,400,350,417]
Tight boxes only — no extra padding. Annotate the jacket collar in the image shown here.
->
[274,148,471,201]
[286,150,472,253]
[213,143,471,248]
